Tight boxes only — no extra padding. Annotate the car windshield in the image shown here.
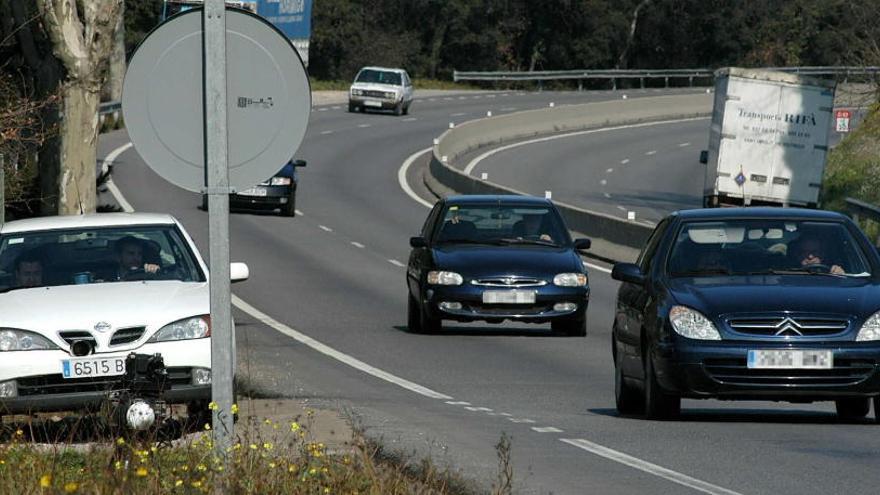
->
[667,219,872,277]
[355,69,402,85]
[434,204,569,247]
[0,225,205,291]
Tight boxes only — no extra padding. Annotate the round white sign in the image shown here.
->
[122,9,311,193]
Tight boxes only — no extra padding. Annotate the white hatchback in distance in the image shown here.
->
[0,213,248,417]
[348,66,414,116]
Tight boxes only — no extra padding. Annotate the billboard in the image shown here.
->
[256,0,312,40]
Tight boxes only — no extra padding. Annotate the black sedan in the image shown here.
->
[611,207,880,420]
[407,195,591,335]
[202,159,305,216]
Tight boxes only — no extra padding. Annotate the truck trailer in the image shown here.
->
[701,67,836,208]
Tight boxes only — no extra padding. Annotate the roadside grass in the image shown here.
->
[0,407,513,494]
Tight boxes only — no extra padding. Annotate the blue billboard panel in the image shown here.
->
[256,0,312,39]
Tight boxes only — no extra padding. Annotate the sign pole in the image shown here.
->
[203,0,234,452]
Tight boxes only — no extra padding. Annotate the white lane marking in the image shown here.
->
[617,205,627,211]
[320,130,334,135]
[233,296,454,400]
[294,209,304,216]
[500,107,517,112]
[462,117,708,175]
[103,142,455,403]
[458,96,467,100]
[397,147,435,208]
[606,168,614,173]
[508,418,536,424]
[603,192,612,198]
[645,150,657,155]
[464,407,493,412]
[620,158,630,164]
[358,124,371,128]
[560,439,743,495]
[532,427,562,433]
[388,259,405,267]
[498,412,512,416]
[319,225,333,232]
[487,94,496,98]
[678,142,691,147]
[641,220,656,227]
[473,95,483,99]
[102,142,135,213]
[318,108,328,112]
[444,97,454,100]
[451,112,466,117]
[428,98,437,101]
[332,106,341,110]
[501,93,510,97]
[402,117,417,122]
[351,242,365,249]
[445,401,471,406]
[600,179,607,186]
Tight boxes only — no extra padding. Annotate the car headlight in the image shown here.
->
[148,316,210,342]
[554,273,587,287]
[269,177,291,186]
[351,88,362,96]
[0,329,58,351]
[857,311,880,341]
[669,306,721,340]
[386,91,397,99]
[427,271,463,286]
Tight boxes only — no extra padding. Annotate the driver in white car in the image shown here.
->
[115,236,160,279]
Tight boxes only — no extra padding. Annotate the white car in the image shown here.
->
[0,213,248,417]
[348,66,414,116]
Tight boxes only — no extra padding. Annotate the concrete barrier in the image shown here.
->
[429,94,713,257]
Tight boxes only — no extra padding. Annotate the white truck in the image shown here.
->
[700,67,836,208]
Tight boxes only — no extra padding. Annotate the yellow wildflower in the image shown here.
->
[324,489,330,494]
[249,444,258,450]
[290,422,301,432]
[208,401,218,411]
[136,467,148,477]
[264,418,272,425]
[64,482,79,493]
[14,429,23,437]
[0,459,5,465]
[204,423,211,431]
[263,442,273,450]
[116,437,125,446]
[192,481,202,488]
[114,461,123,470]
[288,464,298,473]
[197,464,207,472]
[40,475,51,488]
[309,468,317,475]
[268,462,276,469]
[230,403,239,415]
[175,480,183,487]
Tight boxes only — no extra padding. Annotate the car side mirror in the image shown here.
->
[611,263,645,285]
[293,159,307,167]
[230,262,249,283]
[699,150,708,165]
[574,238,591,251]
[410,236,427,248]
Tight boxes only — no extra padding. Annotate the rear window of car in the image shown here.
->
[355,69,402,85]
[667,219,871,277]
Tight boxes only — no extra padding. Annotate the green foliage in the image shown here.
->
[823,103,880,213]
[124,0,164,56]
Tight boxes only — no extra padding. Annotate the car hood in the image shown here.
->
[351,82,401,93]
[668,275,880,317]
[0,281,208,336]
[432,245,581,279]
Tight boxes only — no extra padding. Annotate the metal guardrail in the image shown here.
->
[99,101,121,115]
[453,66,880,89]
[846,197,880,246]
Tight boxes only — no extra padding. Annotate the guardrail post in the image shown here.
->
[612,78,617,91]
[640,77,645,89]
[689,76,693,87]
[578,80,583,91]
[538,80,543,92]
[664,76,669,88]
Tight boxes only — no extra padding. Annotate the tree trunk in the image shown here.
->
[101,0,125,103]
[54,83,98,214]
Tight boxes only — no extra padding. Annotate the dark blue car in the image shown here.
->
[202,159,306,217]
[612,207,880,420]
[407,195,591,335]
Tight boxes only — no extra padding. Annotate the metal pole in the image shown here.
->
[0,153,5,225]
[203,0,234,452]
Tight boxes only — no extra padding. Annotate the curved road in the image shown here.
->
[98,88,880,495]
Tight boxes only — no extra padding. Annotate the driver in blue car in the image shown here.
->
[513,212,554,242]
[115,236,160,280]
[791,237,844,275]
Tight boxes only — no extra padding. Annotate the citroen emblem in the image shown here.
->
[774,317,803,336]
[94,321,112,333]
[504,277,514,285]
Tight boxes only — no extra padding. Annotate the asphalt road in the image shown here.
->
[99,88,880,495]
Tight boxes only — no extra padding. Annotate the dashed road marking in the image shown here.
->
[464,407,493,412]
[600,179,607,186]
[606,168,614,173]
[294,209,304,216]
[445,401,471,406]
[620,158,630,164]
[351,242,365,249]
[508,418,536,424]
[358,124,371,128]
[645,150,657,155]
[678,142,691,147]
[532,427,563,433]
[388,259,405,267]
[617,205,627,211]
[604,192,612,198]
[320,130,334,135]
[402,117,417,122]
[451,112,466,117]
[319,225,333,232]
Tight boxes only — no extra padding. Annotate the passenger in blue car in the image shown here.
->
[790,236,844,275]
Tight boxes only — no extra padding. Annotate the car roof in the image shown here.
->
[443,195,553,206]
[671,207,849,221]
[0,212,178,235]
[358,66,407,74]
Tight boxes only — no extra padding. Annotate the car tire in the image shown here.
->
[201,195,208,211]
[393,102,403,116]
[402,102,410,115]
[281,189,296,217]
[407,293,422,333]
[836,398,870,420]
[419,300,441,334]
[644,354,680,420]
[551,316,586,336]
[614,339,644,415]
[348,102,357,112]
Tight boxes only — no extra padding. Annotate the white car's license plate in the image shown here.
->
[482,290,536,304]
[62,357,126,379]
[238,187,267,197]
[364,100,382,107]
[747,349,833,369]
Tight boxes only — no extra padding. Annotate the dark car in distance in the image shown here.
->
[202,159,305,217]
[611,207,880,420]
[407,195,592,336]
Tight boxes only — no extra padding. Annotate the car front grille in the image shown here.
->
[471,277,547,287]
[16,367,194,397]
[463,304,554,316]
[110,327,146,346]
[703,358,875,387]
[58,330,95,348]
[362,90,392,99]
[727,316,850,337]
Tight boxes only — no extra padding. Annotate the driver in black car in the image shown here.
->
[790,236,845,275]
[115,236,160,280]
[512,212,555,242]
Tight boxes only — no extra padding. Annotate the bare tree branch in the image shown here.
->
[616,0,652,70]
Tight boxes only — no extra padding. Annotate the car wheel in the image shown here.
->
[348,102,357,112]
[393,102,403,116]
[419,300,441,334]
[614,339,644,415]
[644,354,680,419]
[407,292,422,333]
[551,316,586,336]
[201,195,208,211]
[281,189,296,217]
[402,102,410,115]
[836,398,870,420]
